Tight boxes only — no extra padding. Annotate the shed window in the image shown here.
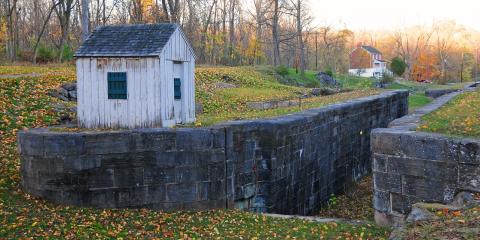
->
[108,72,127,99]
[174,78,181,99]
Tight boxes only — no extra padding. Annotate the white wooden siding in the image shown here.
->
[77,57,163,128]
[77,27,195,129]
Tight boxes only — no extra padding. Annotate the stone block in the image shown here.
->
[373,172,401,193]
[458,164,480,192]
[401,176,447,202]
[18,132,44,156]
[44,134,85,155]
[176,129,212,151]
[373,190,390,212]
[166,183,197,202]
[85,132,132,154]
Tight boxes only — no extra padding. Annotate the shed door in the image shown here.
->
[173,62,183,124]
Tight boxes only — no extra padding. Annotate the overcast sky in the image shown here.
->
[309,0,479,31]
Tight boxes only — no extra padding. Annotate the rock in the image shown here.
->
[316,72,339,87]
[68,90,77,99]
[48,83,78,102]
[215,82,237,89]
[451,192,476,208]
[406,206,438,223]
[62,82,76,91]
[195,103,204,114]
[58,87,69,98]
[311,88,338,96]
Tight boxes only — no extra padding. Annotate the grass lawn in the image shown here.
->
[408,93,432,111]
[418,89,480,137]
[0,65,391,238]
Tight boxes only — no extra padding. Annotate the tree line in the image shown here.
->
[0,0,479,82]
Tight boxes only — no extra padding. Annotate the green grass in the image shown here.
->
[335,74,376,89]
[418,89,480,137]
[408,93,432,111]
[194,66,381,126]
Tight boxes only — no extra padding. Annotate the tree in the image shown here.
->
[390,56,407,76]
[271,0,280,66]
[32,1,61,63]
[54,0,75,62]
[3,0,19,61]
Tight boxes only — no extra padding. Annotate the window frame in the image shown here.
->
[107,72,128,100]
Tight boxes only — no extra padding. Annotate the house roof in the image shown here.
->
[74,24,179,57]
[361,45,382,55]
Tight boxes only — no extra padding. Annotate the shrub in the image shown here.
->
[304,80,320,88]
[37,45,56,62]
[391,57,407,76]
[275,65,289,76]
[379,71,394,86]
[324,67,333,77]
[61,45,74,62]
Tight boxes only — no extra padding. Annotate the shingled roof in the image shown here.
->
[74,24,178,57]
[361,45,382,55]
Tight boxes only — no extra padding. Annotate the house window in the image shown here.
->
[107,72,127,99]
[174,78,181,100]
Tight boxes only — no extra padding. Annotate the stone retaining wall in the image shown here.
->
[424,89,459,98]
[371,89,480,226]
[19,90,408,215]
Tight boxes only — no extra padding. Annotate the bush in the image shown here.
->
[61,45,74,62]
[304,80,320,88]
[391,57,407,76]
[324,67,333,77]
[380,71,394,85]
[275,65,289,76]
[37,45,56,63]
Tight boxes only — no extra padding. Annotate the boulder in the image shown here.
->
[62,82,76,91]
[406,205,438,223]
[311,88,338,96]
[316,72,340,87]
[215,82,237,89]
[452,192,477,208]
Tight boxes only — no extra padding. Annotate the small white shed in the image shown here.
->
[74,24,196,129]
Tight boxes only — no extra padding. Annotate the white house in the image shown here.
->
[74,24,196,129]
[348,45,391,78]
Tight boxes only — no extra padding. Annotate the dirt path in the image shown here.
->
[0,73,40,79]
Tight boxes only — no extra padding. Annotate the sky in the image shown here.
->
[309,0,480,31]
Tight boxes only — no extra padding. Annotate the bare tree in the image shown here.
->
[54,0,75,62]
[271,0,281,66]
[33,1,62,63]
[3,0,19,61]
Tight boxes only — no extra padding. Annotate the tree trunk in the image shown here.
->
[5,0,18,61]
[228,0,236,65]
[272,0,280,66]
[33,2,59,63]
[296,0,305,76]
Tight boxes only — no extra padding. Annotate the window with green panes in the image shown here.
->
[174,78,181,99]
[107,72,127,99]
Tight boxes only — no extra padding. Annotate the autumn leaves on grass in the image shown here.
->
[419,90,480,137]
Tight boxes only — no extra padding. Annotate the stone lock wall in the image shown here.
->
[19,90,408,215]
[371,90,480,226]
[20,128,228,210]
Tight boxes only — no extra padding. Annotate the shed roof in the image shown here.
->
[361,45,382,55]
[74,24,179,57]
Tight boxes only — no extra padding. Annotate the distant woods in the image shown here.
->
[0,0,479,82]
